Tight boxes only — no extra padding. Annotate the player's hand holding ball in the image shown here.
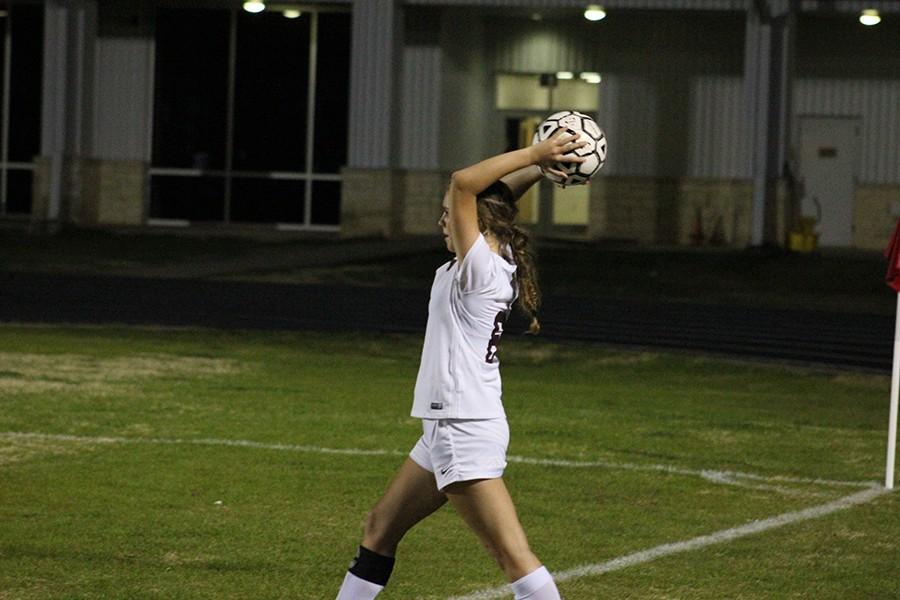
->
[532,110,607,187]
[529,130,589,183]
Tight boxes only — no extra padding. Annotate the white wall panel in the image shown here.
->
[492,27,594,73]
[439,10,492,170]
[794,78,900,184]
[688,76,750,178]
[680,76,900,183]
[597,75,659,177]
[93,36,153,161]
[400,45,442,169]
[347,0,399,168]
[489,14,744,76]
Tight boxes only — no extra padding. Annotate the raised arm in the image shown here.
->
[499,165,543,202]
[446,132,585,263]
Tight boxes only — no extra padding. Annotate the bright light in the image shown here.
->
[584,5,606,21]
[530,13,543,21]
[859,9,881,26]
[580,72,602,84]
[283,9,301,19]
[243,1,266,14]
[556,71,574,80]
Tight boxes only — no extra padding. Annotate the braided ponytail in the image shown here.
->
[475,184,542,334]
[510,225,541,334]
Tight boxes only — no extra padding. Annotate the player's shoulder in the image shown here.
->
[436,258,457,274]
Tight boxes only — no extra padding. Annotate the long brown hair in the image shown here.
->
[476,182,541,334]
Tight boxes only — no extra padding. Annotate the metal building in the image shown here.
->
[5,0,900,248]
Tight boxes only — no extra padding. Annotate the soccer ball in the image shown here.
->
[531,110,607,186]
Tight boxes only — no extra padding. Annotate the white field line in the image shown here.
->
[0,432,876,494]
[2,431,890,597]
[448,485,892,600]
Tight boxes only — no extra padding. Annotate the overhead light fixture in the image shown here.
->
[580,72,602,84]
[556,71,574,80]
[584,5,606,21]
[243,1,266,14]
[859,8,881,26]
[283,9,301,19]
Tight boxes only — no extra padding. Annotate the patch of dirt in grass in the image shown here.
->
[588,352,660,366]
[161,551,220,566]
[0,353,241,396]
[508,343,658,367]
[0,586,51,600]
[0,436,90,466]
[830,372,890,390]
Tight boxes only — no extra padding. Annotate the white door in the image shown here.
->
[798,117,859,246]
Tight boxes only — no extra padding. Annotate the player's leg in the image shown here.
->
[362,457,447,555]
[445,477,561,600]
[336,457,447,600]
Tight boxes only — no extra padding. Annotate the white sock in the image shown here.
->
[335,571,384,600]
[510,566,561,600]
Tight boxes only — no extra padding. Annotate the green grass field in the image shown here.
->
[1,326,898,599]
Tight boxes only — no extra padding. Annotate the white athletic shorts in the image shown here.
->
[409,418,509,492]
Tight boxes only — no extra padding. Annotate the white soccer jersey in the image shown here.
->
[411,234,517,419]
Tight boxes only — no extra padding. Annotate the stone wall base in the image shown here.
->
[854,184,900,251]
[340,168,404,238]
[79,159,146,226]
[31,157,146,226]
[27,162,895,250]
[588,176,797,248]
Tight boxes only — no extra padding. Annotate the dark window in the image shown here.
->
[233,12,310,172]
[149,8,349,227]
[230,177,305,223]
[311,181,341,225]
[313,12,351,174]
[149,175,225,221]
[8,4,43,163]
[152,9,229,169]
[6,170,33,214]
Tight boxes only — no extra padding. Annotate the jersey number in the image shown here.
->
[485,311,507,364]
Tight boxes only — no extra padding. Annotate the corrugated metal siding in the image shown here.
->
[596,75,660,177]
[492,27,594,73]
[347,0,396,168]
[688,76,750,178]
[794,78,900,184]
[406,0,899,12]
[400,45,442,169]
[672,76,900,183]
[801,0,900,14]
[93,36,153,161]
[489,14,744,75]
[438,10,492,169]
[41,4,67,158]
[407,0,748,9]
[594,75,619,175]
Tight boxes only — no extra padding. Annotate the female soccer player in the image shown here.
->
[335,131,585,600]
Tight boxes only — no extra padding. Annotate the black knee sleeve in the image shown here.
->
[348,545,395,587]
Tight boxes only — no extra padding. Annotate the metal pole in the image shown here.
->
[223,9,237,223]
[1,14,11,214]
[303,11,318,227]
[886,293,899,489]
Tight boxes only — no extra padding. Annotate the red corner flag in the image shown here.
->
[886,219,900,292]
